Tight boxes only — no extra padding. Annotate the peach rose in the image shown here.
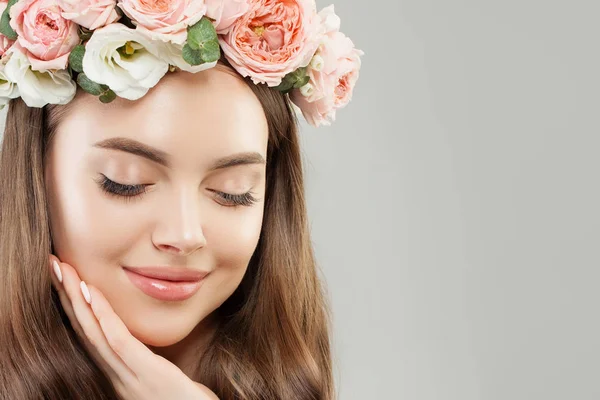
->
[9,0,80,71]
[59,0,120,30]
[290,5,363,127]
[116,0,207,45]
[204,0,249,34]
[219,0,322,87]
[0,1,15,57]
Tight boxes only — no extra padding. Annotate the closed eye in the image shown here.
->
[206,189,259,207]
[95,174,259,207]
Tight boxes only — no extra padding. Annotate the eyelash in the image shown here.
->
[95,174,259,207]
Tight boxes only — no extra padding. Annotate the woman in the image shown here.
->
[0,0,362,399]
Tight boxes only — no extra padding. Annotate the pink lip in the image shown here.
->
[123,267,209,302]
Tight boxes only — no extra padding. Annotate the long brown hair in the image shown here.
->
[0,73,335,399]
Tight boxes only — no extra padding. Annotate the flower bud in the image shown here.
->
[310,54,325,72]
[300,83,314,97]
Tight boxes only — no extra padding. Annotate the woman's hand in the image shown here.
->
[48,255,219,400]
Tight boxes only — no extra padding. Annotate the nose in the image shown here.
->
[152,187,207,256]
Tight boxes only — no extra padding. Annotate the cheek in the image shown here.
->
[47,172,144,278]
[185,205,264,312]
[47,170,265,346]
[114,207,265,347]
[204,204,264,269]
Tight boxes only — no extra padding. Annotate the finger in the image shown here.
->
[58,260,135,382]
[49,256,117,380]
[86,284,158,381]
[49,257,93,347]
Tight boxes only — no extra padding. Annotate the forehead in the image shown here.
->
[54,66,269,168]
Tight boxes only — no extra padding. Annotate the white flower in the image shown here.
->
[157,41,218,73]
[3,46,76,108]
[82,23,169,100]
[0,62,20,109]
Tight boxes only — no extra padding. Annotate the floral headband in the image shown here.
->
[0,0,363,128]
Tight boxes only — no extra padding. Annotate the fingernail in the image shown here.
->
[80,281,91,304]
[52,260,63,283]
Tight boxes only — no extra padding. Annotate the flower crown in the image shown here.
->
[0,0,363,128]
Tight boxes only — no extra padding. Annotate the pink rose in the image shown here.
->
[219,0,322,87]
[59,0,120,31]
[290,5,363,127]
[204,0,249,34]
[116,0,207,44]
[9,0,80,71]
[0,1,15,57]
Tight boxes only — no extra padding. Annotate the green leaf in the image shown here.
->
[291,67,307,81]
[77,73,105,96]
[99,89,117,103]
[182,43,202,66]
[274,78,294,93]
[199,40,220,64]
[0,0,19,40]
[68,45,85,73]
[294,75,310,89]
[0,15,15,40]
[185,17,220,66]
[187,17,217,51]
[274,68,309,93]
[6,1,18,11]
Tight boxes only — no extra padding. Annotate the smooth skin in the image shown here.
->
[45,64,269,398]
[49,256,218,399]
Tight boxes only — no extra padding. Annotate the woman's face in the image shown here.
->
[45,65,268,347]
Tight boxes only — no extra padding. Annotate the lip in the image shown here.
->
[123,266,209,302]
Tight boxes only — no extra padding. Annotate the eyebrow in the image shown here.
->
[93,137,266,171]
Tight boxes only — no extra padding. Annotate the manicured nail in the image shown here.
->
[80,281,91,304]
[52,260,63,283]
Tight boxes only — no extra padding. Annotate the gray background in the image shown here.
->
[2,1,599,399]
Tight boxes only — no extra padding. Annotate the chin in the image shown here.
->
[123,313,201,347]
